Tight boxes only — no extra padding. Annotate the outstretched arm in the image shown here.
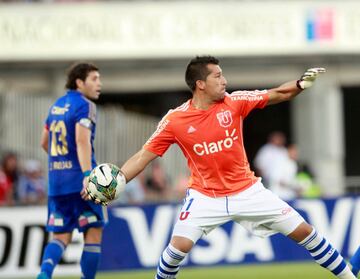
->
[267,80,301,105]
[267,68,326,106]
[120,148,158,183]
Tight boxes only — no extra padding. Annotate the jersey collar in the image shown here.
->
[67,89,82,95]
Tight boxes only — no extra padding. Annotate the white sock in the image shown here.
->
[155,244,187,279]
[299,228,356,279]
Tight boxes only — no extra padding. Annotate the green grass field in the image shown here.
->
[48,262,339,279]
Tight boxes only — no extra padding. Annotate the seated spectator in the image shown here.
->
[18,159,47,205]
[268,144,322,200]
[297,169,322,199]
[0,169,13,206]
[144,160,170,202]
[254,131,288,187]
[268,144,302,200]
[0,152,18,206]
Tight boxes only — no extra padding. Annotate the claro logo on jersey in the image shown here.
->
[193,129,238,156]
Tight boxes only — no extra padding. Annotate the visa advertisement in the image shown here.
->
[100,197,360,270]
[0,197,359,277]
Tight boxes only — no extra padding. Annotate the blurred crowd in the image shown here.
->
[0,134,322,207]
[0,152,46,206]
[113,159,189,206]
[0,151,188,207]
[254,131,322,200]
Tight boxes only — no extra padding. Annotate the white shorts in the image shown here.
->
[172,181,305,243]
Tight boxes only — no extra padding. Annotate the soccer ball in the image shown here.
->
[86,163,126,205]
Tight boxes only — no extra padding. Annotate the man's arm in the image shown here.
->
[76,123,92,173]
[40,128,49,153]
[267,80,301,105]
[120,148,158,183]
[267,68,326,106]
[83,148,157,203]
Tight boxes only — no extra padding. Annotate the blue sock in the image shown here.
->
[40,239,66,278]
[350,246,360,276]
[155,244,187,279]
[299,228,356,279]
[80,243,101,279]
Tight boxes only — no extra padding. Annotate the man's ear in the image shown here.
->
[75,78,84,90]
[196,80,205,90]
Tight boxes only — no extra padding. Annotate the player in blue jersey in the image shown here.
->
[37,62,106,279]
[350,246,360,277]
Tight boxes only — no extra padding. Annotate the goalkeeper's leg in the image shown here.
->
[155,236,194,279]
[289,222,356,279]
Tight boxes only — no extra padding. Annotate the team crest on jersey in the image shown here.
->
[216,110,233,127]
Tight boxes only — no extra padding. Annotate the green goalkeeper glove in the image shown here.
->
[297,68,326,90]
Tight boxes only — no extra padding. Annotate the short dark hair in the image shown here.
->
[65,62,99,90]
[185,56,219,91]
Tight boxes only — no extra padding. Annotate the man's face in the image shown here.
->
[78,71,102,100]
[203,64,227,101]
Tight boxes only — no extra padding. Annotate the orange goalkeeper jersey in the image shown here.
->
[144,90,269,198]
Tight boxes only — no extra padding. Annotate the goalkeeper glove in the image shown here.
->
[297,68,326,90]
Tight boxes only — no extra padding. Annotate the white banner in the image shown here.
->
[0,207,83,278]
[0,1,360,61]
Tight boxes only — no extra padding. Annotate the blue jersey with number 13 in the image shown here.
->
[45,90,97,196]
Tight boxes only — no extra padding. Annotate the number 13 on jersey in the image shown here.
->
[49,120,68,156]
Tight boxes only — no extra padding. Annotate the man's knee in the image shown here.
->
[53,232,72,246]
[84,227,103,244]
[287,222,314,242]
[170,236,194,253]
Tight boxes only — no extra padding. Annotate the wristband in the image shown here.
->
[296,79,304,90]
[83,170,91,177]
[119,170,128,183]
